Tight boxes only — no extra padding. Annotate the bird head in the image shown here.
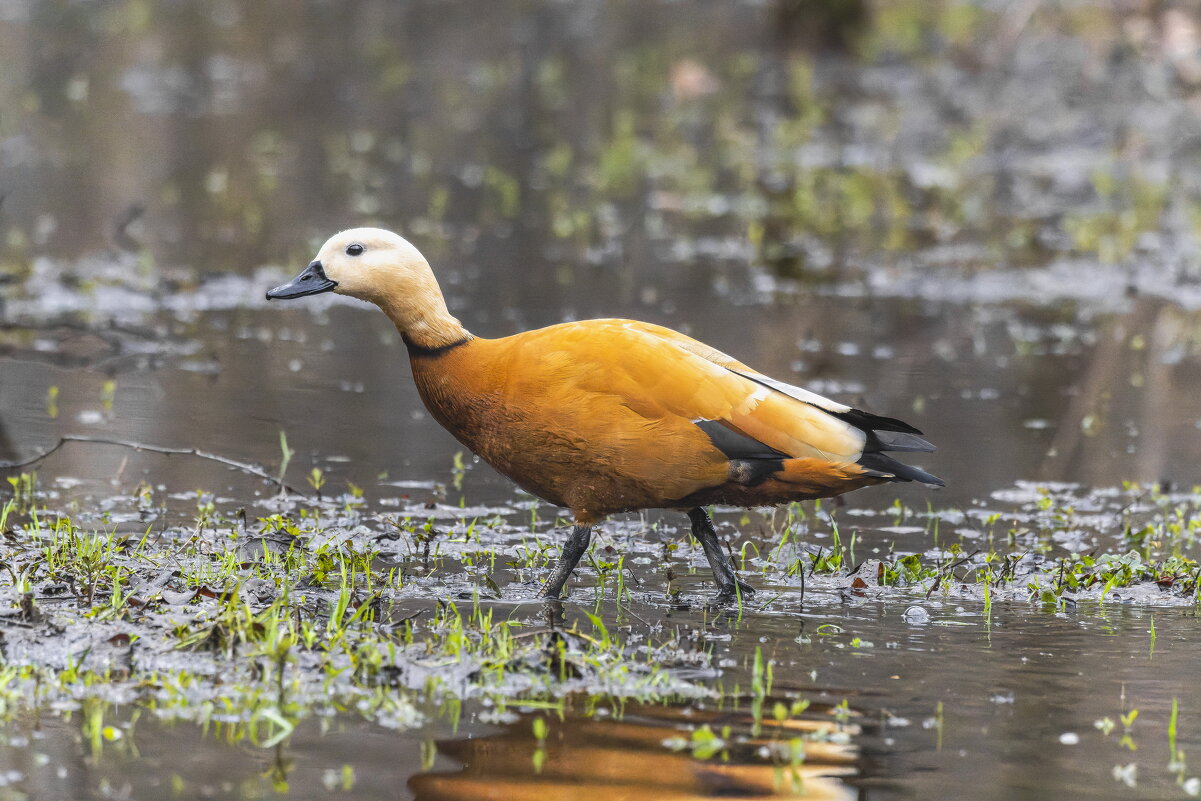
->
[266,227,432,306]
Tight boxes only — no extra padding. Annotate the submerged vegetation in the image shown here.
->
[0,466,1198,755]
[0,454,1200,798]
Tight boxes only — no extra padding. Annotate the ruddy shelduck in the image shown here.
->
[268,228,942,601]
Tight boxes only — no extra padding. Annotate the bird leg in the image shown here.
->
[540,525,593,599]
[687,508,756,602]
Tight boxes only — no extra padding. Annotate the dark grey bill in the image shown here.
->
[266,260,337,300]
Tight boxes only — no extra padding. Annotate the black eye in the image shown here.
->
[346,243,364,256]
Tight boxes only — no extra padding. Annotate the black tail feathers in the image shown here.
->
[841,408,944,487]
[858,451,945,487]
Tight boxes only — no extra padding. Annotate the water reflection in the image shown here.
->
[412,702,858,801]
[1040,296,1201,487]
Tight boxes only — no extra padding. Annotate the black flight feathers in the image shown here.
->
[693,419,788,462]
[692,420,785,487]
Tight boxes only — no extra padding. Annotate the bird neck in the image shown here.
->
[374,274,472,351]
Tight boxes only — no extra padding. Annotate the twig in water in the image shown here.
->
[0,435,309,497]
[926,549,981,599]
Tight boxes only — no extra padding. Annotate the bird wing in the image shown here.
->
[481,318,940,513]
[607,321,942,486]
[612,321,867,461]
[502,320,869,466]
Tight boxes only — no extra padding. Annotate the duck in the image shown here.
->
[267,228,942,601]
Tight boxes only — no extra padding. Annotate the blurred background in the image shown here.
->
[5,5,1201,800]
[3,0,1201,502]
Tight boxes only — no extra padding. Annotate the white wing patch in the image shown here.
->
[728,368,851,414]
[734,385,770,417]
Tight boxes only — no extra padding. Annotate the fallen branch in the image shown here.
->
[925,549,982,599]
[0,435,308,497]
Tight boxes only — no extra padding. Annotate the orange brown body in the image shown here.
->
[408,321,885,524]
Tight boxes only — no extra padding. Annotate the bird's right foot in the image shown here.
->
[713,578,757,605]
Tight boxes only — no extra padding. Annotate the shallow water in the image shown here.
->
[4,1,1201,799]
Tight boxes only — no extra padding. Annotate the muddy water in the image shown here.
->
[5,1,1201,799]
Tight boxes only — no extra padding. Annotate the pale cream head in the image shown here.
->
[268,227,470,348]
[315,228,430,304]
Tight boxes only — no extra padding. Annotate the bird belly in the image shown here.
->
[441,413,688,518]
[411,367,721,517]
